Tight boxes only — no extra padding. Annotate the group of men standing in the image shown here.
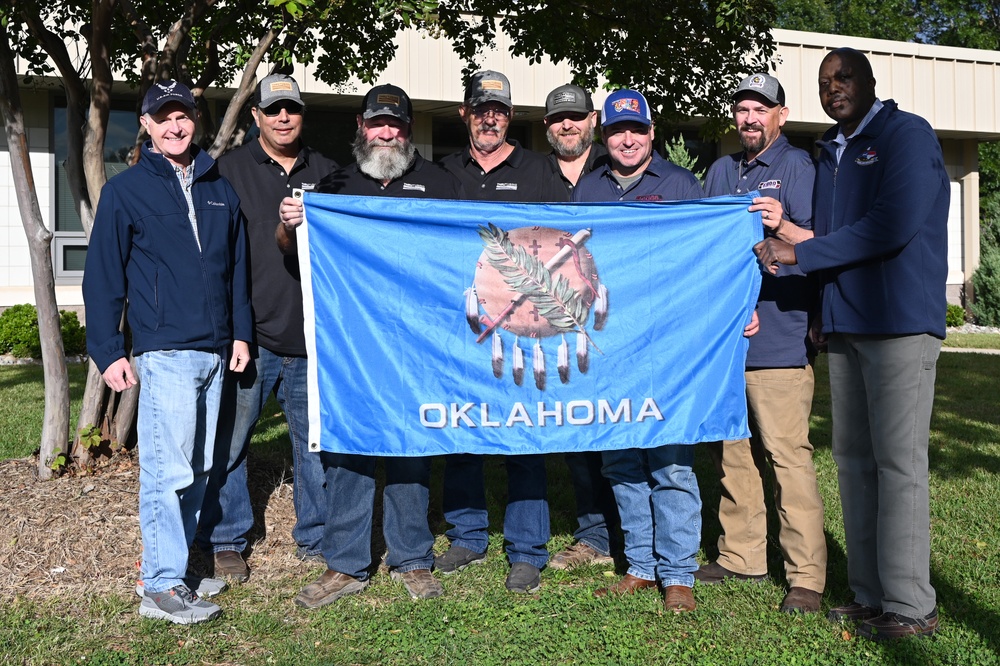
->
[83,45,947,643]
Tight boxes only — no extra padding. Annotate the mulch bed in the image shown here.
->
[0,450,318,603]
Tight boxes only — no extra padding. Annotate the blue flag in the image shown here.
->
[298,193,762,456]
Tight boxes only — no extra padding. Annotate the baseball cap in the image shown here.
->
[732,73,785,106]
[141,80,197,116]
[544,84,594,118]
[361,84,412,124]
[602,89,652,127]
[464,70,513,108]
[255,74,305,110]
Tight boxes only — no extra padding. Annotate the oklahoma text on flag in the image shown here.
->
[298,193,763,456]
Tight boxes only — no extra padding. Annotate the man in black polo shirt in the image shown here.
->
[436,71,566,594]
[540,83,619,572]
[198,74,338,582]
[277,84,464,606]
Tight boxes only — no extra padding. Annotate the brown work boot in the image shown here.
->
[780,587,822,614]
[548,542,614,571]
[857,609,939,641]
[827,601,881,623]
[693,561,766,585]
[663,585,696,613]
[390,568,444,599]
[213,550,249,583]
[294,569,368,609]
[594,574,657,598]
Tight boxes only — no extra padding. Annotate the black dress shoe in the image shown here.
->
[857,609,938,641]
[826,601,881,623]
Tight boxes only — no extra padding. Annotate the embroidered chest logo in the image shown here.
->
[758,179,781,190]
[206,200,226,207]
[402,183,426,192]
[855,147,878,166]
[634,194,662,201]
[496,183,518,191]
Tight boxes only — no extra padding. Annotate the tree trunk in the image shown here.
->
[0,29,70,480]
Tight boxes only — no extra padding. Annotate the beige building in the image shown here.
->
[2,28,998,310]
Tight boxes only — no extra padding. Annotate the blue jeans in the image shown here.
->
[320,452,434,579]
[199,347,325,555]
[565,451,620,556]
[442,454,550,569]
[136,349,224,593]
[601,445,700,586]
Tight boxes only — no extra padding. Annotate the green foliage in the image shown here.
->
[0,304,86,358]
[946,303,967,327]
[0,304,41,358]
[773,0,835,32]
[48,452,67,471]
[79,424,102,450]
[663,134,706,181]
[972,246,1000,326]
[979,142,1000,253]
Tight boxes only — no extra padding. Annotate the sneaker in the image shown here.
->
[294,569,368,609]
[214,550,250,582]
[505,562,541,593]
[693,561,767,585]
[390,568,444,599]
[548,542,614,571]
[857,609,939,641]
[138,585,222,625]
[434,545,487,575]
[135,575,227,599]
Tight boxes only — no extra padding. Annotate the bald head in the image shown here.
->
[818,47,877,136]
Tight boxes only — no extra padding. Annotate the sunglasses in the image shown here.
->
[260,101,303,117]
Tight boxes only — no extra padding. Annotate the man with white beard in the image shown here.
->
[276,84,464,606]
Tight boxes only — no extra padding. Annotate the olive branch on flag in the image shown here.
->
[476,223,603,354]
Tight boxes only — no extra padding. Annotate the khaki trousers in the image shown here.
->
[709,365,827,592]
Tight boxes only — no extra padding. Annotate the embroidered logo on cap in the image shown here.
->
[480,79,505,91]
[268,81,294,92]
[748,74,766,89]
[612,98,640,113]
[552,91,578,105]
[376,94,401,105]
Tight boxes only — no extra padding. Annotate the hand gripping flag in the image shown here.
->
[298,193,763,456]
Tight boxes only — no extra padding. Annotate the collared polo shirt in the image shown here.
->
[547,142,610,197]
[704,134,816,368]
[440,140,568,202]
[217,140,338,356]
[572,151,703,203]
[316,153,464,199]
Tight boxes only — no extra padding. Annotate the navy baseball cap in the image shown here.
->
[142,80,197,116]
[602,89,651,127]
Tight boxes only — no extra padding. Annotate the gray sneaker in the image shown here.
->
[138,585,222,625]
[505,562,541,593]
[135,575,227,599]
[434,545,486,574]
[391,568,444,599]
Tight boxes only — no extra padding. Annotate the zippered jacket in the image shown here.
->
[796,100,949,338]
[83,141,252,372]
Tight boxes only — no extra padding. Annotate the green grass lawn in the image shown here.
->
[943,332,1000,349]
[2,353,999,665]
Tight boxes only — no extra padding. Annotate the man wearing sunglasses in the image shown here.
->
[198,73,338,583]
[437,70,566,594]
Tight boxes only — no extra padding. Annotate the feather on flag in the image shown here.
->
[298,193,763,457]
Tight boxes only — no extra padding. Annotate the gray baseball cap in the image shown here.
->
[464,70,513,108]
[361,84,412,124]
[255,74,305,109]
[545,84,594,118]
[732,73,785,106]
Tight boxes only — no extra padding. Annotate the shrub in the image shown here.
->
[971,246,1000,326]
[663,134,705,181]
[0,304,87,358]
[946,303,966,328]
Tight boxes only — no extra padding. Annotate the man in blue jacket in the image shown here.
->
[754,48,948,640]
[83,80,252,624]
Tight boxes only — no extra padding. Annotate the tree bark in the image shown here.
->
[0,28,70,480]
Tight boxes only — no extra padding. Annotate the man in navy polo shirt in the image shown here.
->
[277,85,464,607]
[699,73,827,615]
[572,89,705,612]
[198,75,339,583]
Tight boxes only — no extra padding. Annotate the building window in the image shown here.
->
[52,100,138,282]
